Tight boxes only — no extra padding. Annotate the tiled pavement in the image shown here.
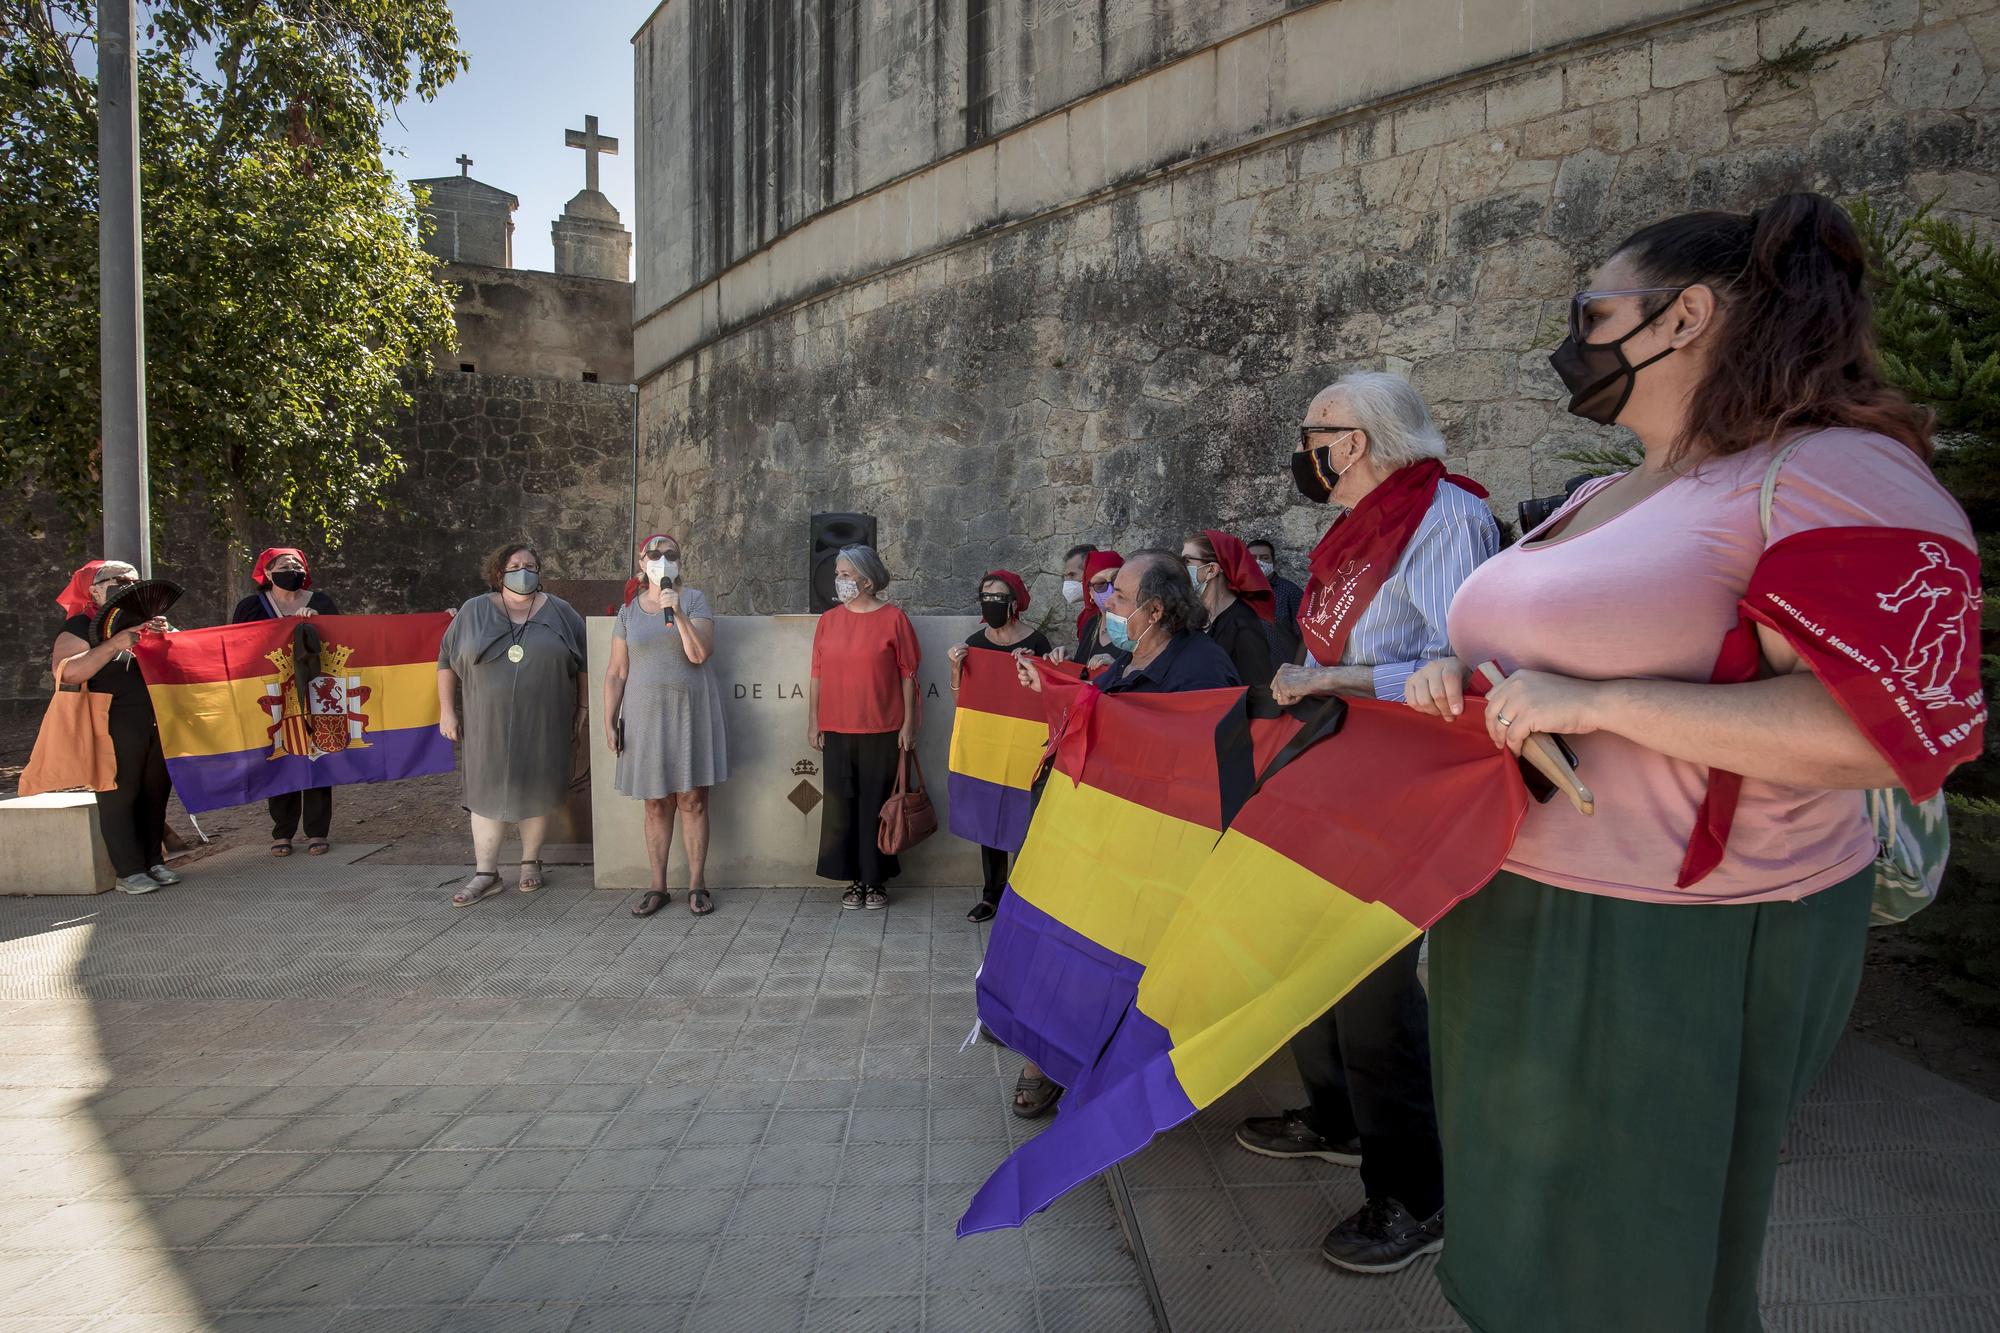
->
[0,843,1995,1331]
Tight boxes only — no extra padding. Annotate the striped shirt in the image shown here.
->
[1304,482,1501,700]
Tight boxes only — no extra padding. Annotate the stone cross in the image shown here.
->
[564,114,619,194]
[455,152,473,176]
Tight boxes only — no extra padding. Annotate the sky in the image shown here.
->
[384,2,663,273]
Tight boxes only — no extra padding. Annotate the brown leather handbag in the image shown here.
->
[877,748,938,855]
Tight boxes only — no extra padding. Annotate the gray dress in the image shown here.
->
[613,589,729,797]
[440,593,587,822]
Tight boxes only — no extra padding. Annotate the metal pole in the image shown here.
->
[628,382,640,560]
[98,0,151,574]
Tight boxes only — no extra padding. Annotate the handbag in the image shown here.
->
[1758,436,1948,925]
[19,670,117,797]
[877,747,939,855]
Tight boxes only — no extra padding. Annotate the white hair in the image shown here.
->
[1322,371,1447,471]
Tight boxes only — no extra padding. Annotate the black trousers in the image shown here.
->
[101,706,170,877]
[269,786,332,841]
[816,730,902,885]
[1291,936,1444,1218]
[979,845,1010,905]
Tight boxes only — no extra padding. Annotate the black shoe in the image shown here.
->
[1320,1197,1443,1274]
[1234,1110,1362,1165]
[966,900,997,923]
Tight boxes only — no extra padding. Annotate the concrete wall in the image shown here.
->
[439,264,635,384]
[414,176,519,269]
[587,614,982,889]
[631,0,2000,618]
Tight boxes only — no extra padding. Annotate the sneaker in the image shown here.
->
[145,864,182,886]
[1235,1110,1362,1165]
[840,885,865,910]
[114,873,160,895]
[1320,1197,1444,1274]
[864,885,888,910]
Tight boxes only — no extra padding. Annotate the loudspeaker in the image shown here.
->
[809,512,878,611]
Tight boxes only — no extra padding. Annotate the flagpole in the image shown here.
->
[98,0,152,575]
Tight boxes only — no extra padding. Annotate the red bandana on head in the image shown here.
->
[56,561,108,619]
[1077,550,1124,642]
[1298,460,1487,666]
[982,568,1030,612]
[252,547,311,589]
[1679,526,1987,885]
[1201,530,1274,623]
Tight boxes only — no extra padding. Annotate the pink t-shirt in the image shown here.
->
[1446,428,1973,904]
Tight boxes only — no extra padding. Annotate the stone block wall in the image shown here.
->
[635,0,2000,617]
[3,375,635,717]
[440,265,635,384]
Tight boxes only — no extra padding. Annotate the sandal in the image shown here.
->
[632,890,669,918]
[688,888,714,916]
[518,859,545,893]
[306,840,330,856]
[452,871,503,908]
[270,841,293,857]
[864,885,888,910]
[840,885,865,911]
[966,901,996,924]
[1012,1071,1062,1119]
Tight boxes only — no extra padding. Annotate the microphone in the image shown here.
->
[660,581,675,628]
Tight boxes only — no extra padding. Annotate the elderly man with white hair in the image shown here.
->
[1235,370,1500,1273]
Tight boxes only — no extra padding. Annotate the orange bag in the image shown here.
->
[19,668,117,796]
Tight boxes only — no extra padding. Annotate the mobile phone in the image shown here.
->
[615,718,625,750]
[1518,733,1581,804]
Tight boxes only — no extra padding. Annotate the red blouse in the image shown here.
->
[811,603,921,733]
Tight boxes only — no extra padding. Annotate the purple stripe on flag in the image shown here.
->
[946,771,1035,852]
[162,725,454,814]
[961,892,1194,1234]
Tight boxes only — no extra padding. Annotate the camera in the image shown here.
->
[1518,474,1597,535]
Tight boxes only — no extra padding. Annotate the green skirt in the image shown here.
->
[1428,867,1872,1333]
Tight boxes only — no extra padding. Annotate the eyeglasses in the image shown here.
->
[977,595,1012,606]
[645,550,679,562]
[1567,287,1688,342]
[1298,424,1360,450]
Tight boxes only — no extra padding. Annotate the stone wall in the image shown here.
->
[439,264,635,384]
[3,374,635,718]
[633,0,2000,618]
[413,176,519,269]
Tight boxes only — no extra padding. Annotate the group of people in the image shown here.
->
[39,190,1977,1331]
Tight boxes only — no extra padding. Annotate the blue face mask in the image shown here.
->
[1103,612,1134,652]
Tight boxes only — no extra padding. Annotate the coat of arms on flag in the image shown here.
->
[259,639,373,761]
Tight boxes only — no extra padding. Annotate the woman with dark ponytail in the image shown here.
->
[1404,194,1983,1330]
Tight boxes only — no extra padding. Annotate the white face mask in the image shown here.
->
[645,557,678,584]
[834,577,860,603]
[1255,559,1275,579]
[1061,578,1084,606]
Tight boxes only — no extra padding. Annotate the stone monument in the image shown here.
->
[411,154,519,268]
[552,114,632,282]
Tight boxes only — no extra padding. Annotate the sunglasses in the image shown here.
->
[1567,287,1687,342]
[1297,424,1360,450]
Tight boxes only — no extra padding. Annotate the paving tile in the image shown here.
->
[626,1189,739,1239]
[418,1191,550,1242]
[350,1242,506,1305]
[249,1244,401,1307]
[210,1194,361,1246]
[524,1189,643,1241]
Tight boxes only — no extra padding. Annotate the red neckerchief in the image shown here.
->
[1299,460,1487,666]
[1679,526,1985,885]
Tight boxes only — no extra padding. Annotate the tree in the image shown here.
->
[1853,197,2000,1012]
[0,0,463,575]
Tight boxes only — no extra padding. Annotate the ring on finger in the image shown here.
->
[1497,714,1514,729]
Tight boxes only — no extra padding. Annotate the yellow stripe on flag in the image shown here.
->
[947,708,1049,791]
[1009,775,1220,968]
[151,661,443,760]
[1141,829,1419,1109]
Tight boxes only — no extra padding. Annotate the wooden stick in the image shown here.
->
[1474,661,1595,816]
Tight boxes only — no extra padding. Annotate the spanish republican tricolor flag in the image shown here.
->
[959,660,1526,1235]
[131,614,455,814]
[946,649,1079,852]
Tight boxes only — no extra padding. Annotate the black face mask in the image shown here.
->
[1290,446,1339,504]
[979,600,1011,629]
[270,570,306,592]
[1550,314,1681,426]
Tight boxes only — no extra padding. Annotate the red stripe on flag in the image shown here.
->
[133,613,452,685]
[956,649,1078,723]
